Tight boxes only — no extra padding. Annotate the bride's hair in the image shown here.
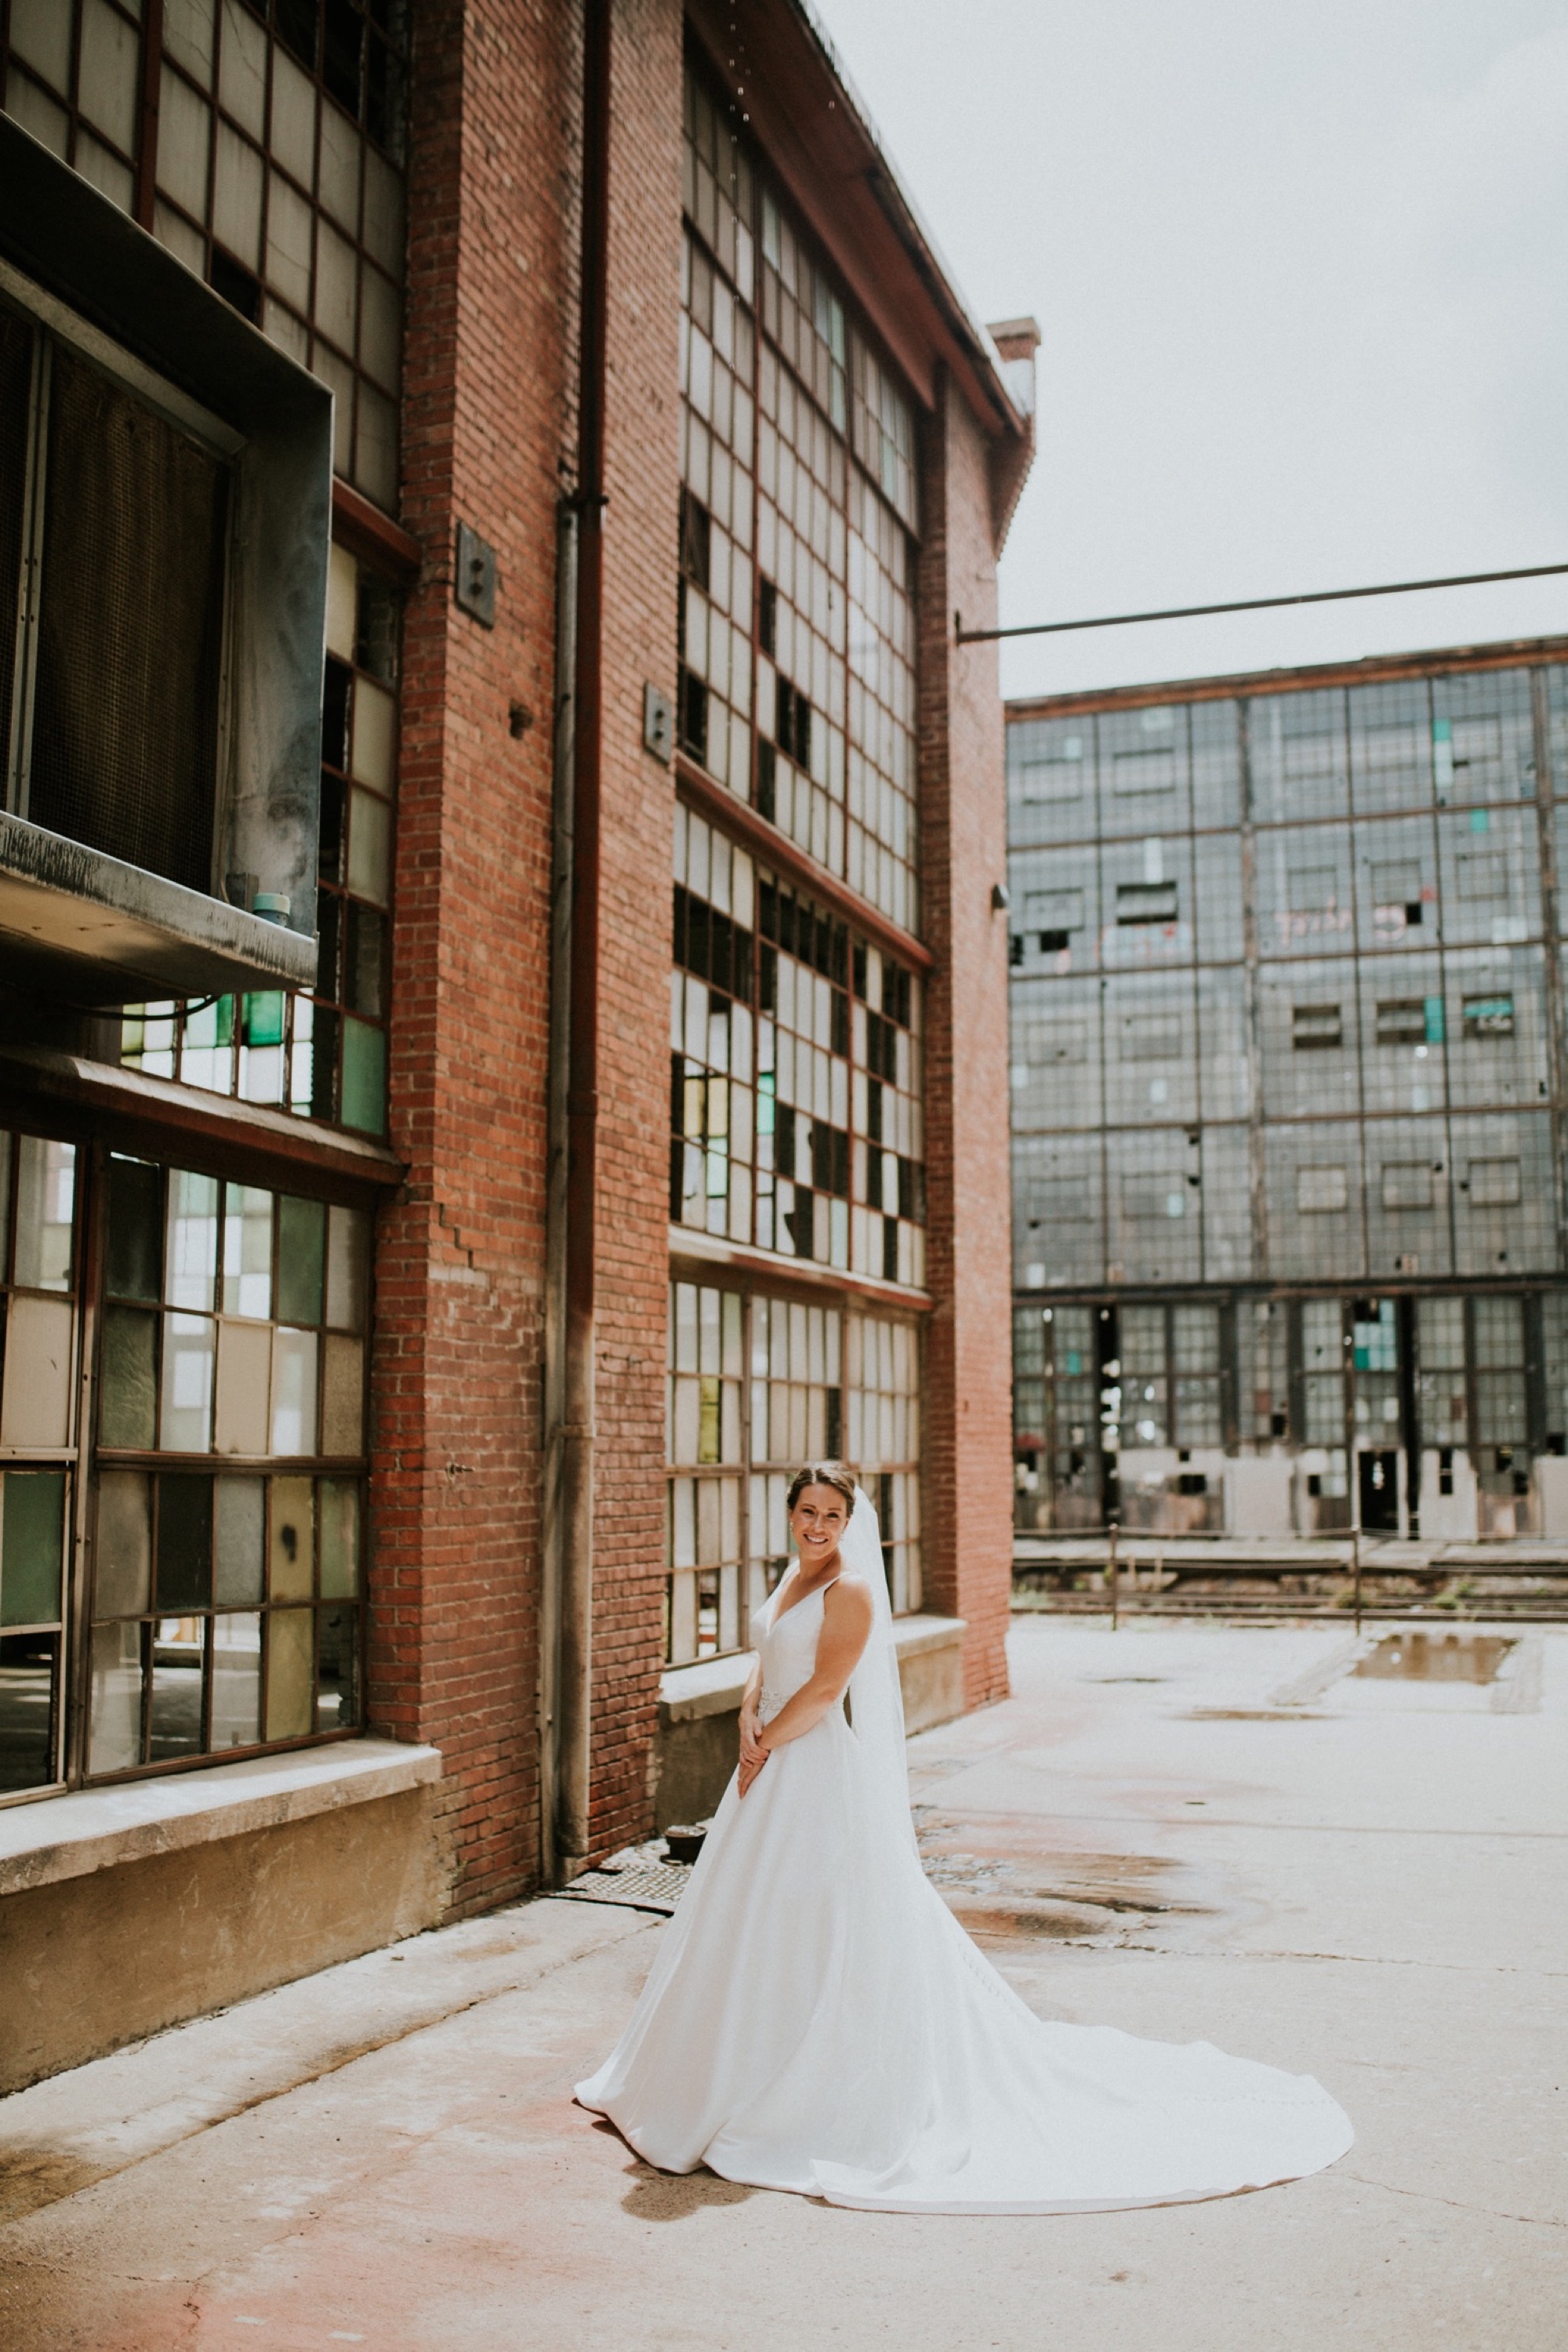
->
[786,1461,857,1515]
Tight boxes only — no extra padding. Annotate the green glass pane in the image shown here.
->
[276,1196,326,1327]
[318,1477,360,1598]
[155,1474,212,1613]
[107,1157,162,1301]
[2,1471,66,1627]
[242,992,285,1047]
[100,1305,158,1447]
[339,1015,387,1137]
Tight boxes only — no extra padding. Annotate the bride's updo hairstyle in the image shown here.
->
[786,1461,857,1515]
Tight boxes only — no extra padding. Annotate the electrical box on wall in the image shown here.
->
[644,682,673,764]
[455,522,497,627]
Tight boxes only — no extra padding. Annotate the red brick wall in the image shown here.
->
[916,376,1016,1709]
[579,0,685,1858]
[369,0,579,1913]
[371,0,1015,1905]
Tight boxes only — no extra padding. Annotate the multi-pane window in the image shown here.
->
[666,1278,922,1663]
[0,1134,369,1800]
[680,60,920,936]
[844,1315,922,1613]
[0,1134,79,1795]
[672,804,924,1284]
[2,0,408,513]
[666,1279,745,1668]
[1007,662,1565,1293]
[89,1154,368,1775]
[122,543,399,1138]
[746,1291,843,1639]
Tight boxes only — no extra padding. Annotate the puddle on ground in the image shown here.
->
[1084,1676,1168,1685]
[1352,1632,1514,1685]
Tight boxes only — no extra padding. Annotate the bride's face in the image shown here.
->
[790,1485,849,1570]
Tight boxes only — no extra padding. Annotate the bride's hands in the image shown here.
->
[738,1707,768,1798]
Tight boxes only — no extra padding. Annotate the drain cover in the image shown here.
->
[554,1846,693,1915]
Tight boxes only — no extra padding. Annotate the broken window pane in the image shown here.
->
[150,1616,205,1759]
[316,1600,358,1727]
[209,1611,262,1749]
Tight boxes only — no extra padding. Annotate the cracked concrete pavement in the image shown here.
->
[2,1615,1564,2350]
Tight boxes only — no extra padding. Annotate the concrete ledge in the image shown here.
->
[0,1738,441,1897]
[0,1740,448,2096]
[653,1613,967,1829]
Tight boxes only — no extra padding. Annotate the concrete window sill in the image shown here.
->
[0,1740,442,1899]
[658,1613,967,1724]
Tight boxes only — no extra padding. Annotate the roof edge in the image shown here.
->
[1005,631,1568,718]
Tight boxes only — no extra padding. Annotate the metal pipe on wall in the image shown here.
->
[539,498,579,1886]
[543,0,612,1882]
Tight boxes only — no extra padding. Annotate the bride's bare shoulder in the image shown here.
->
[826,1574,874,1624]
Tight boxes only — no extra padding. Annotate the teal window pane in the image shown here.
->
[277,1196,326,1325]
[242,992,285,1047]
[339,1015,387,1136]
[2,1471,67,1627]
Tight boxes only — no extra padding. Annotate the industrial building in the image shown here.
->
[0,0,1028,2090]
[1007,638,1568,1541]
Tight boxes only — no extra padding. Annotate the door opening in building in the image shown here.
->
[1359,1449,1400,1534]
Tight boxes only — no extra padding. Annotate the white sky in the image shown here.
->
[814,0,1568,699]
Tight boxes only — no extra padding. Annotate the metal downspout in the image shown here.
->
[543,0,611,1884]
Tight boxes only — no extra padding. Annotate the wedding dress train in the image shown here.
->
[576,1501,1352,2216]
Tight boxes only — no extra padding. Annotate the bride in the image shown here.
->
[576,1464,1352,2213]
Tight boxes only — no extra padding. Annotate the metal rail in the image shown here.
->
[954,559,1568,646]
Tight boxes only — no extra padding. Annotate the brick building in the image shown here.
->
[1007,637,1568,1546]
[0,0,1030,2086]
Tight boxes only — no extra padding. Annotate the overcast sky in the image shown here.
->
[815,0,1568,700]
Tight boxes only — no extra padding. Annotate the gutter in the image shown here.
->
[542,0,612,1885]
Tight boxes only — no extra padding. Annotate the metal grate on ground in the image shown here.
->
[554,1841,694,1915]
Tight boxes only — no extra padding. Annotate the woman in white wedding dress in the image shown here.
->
[577,1465,1352,2214]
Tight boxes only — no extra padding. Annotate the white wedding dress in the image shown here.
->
[576,1494,1352,2214]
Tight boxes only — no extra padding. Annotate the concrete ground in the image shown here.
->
[2,1615,1565,2350]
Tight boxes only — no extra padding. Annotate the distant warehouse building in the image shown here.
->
[1006,637,1568,1543]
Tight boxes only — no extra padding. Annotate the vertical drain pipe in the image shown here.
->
[540,500,579,1886]
[543,0,612,1883]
